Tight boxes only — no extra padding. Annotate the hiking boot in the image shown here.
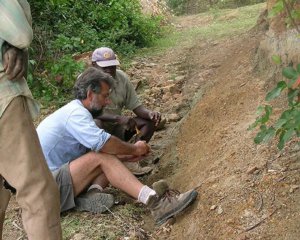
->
[147,180,198,225]
[124,162,153,176]
[75,189,114,214]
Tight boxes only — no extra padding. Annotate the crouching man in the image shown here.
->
[36,67,197,225]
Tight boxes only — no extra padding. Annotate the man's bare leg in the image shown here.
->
[69,152,144,198]
[91,174,109,190]
[69,151,198,226]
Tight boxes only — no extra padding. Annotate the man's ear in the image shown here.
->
[86,89,94,101]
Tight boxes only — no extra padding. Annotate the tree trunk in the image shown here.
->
[255,0,300,84]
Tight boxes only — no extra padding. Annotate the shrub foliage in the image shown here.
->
[250,0,300,150]
[27,0,162,105]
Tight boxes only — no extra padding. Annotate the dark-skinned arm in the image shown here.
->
[2,44,28,81]
[133,105,161,126]
[96,113,137,130]
[100,135,150,158]
[96,112,120,122]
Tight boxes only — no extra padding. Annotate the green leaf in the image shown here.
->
[254,128,267,144]
[268,0,284,17]
[263,127,276,143]
[280,109,292,121]
[265,81,287,101]
[274,118,287,129]
[283,67,298,80]
[271,55,282,65]
[277,129,294,150]
[261,105,272,124]
[287,89,300,105]
[297,64,300,73]
[256,105,264,115]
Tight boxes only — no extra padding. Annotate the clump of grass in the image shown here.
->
[137,3,265,57]
[61,203,147,239]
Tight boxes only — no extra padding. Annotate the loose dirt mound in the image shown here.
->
[149,22,300,240]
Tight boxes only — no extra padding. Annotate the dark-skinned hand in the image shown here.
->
[3,46,26,81]
[148,111,161,126]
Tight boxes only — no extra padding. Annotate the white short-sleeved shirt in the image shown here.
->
[37,99,111,171]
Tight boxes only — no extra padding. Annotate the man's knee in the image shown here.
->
[81,151,119,166]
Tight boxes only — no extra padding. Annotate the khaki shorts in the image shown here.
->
[52,163,75,212]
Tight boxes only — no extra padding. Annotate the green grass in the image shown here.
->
[60,203,147,240]
[132,3,265,59]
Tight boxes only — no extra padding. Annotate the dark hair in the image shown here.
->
[74,67,113,100]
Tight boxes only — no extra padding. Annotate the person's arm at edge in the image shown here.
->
[0,0,33,49]
[100,135,149,157]
[3,45,28,80]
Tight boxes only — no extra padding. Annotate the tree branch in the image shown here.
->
[283,0,300,33]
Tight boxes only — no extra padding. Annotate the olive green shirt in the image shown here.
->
[103,69,141,115]
[0,0,39,119]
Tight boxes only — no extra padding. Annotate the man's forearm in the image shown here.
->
[133,105,151,119]
[100,135,137,155]
[96,113,120,122]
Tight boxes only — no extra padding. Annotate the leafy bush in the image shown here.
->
[249,64,300,150]
[249,0,300,150]
[27,0,163,105]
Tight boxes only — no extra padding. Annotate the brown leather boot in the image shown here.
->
[147,180,198,225]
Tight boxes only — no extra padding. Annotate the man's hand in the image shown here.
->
[117,116,137,131]
[3,46,27,81]
[133,140,150,156]
[148,111,161,126]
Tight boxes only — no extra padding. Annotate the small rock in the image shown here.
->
[247,166,258,174]
[217,206,223,215]
[210,205,217,210]
[70,233,86,240]
[161,84,180,94]
[289,185,299,193]
[146,63,157,67]
[209,63,221,68]
[167,113,181,122]
[174,75,185,82]
[131,61,139,66]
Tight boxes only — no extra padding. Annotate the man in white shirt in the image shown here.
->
[37,67,198,225]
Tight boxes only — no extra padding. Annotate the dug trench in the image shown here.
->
[140,28,300,240]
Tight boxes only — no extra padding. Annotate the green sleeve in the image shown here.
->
[122,71,141,111]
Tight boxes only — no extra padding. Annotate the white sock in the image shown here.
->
[88,184,104,192]
[138,185,156,204]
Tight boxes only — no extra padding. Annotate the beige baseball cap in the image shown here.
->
[92,47,120,67]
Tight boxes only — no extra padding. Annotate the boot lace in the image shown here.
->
[161,189,180,202]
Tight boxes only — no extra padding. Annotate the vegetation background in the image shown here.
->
[27,0,268,107]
